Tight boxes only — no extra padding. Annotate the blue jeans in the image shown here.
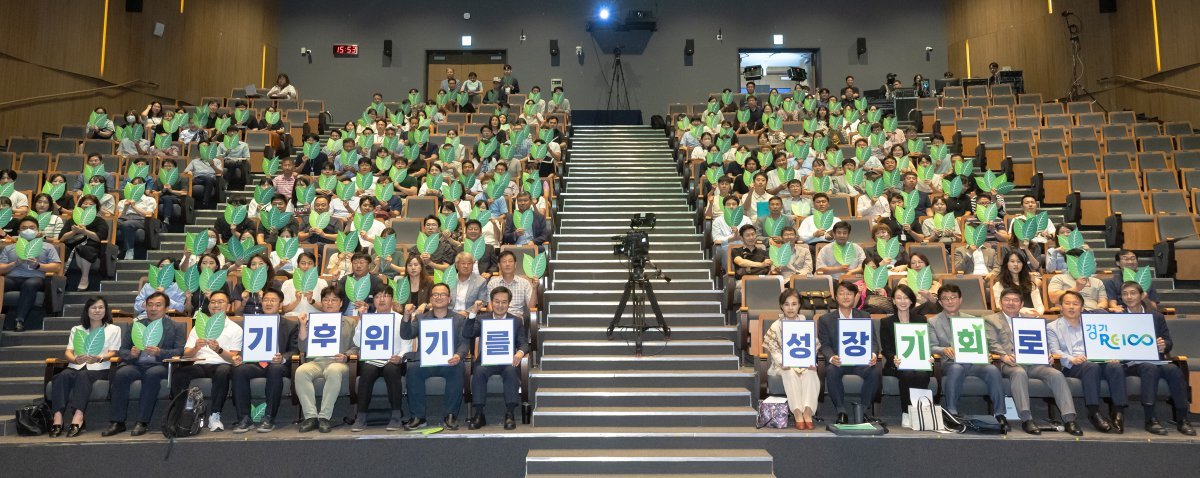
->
[941,362,1005,415]
[118,217,145,255]
[158,194,179,224]
[406,362,465,419]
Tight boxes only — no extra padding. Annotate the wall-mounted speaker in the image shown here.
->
[383,40,392,57]
[856,37,867,56]
[550,39,559,57]
[126,0,143,12]
[684,39,695,56]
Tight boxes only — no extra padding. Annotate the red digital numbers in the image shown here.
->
[332,44,359,57]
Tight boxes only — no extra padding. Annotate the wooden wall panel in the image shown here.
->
[0,0,277,140]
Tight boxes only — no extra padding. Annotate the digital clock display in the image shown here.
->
[332,44,359,57]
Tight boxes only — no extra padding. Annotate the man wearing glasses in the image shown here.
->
[400,283,470,430]
[927,284,1010,432]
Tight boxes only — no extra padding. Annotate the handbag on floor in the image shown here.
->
[906,395,946,431]
[755,396,790,429]
[15,399,49,436]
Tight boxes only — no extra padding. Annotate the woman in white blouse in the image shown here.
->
[31,193,65,239]
[49,297,122,437]
[281,252,329,317]
[266,73,298,100]
[763,289,820,430]
[116,176,158,260]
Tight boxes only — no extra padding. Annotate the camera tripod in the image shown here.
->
[606,48,630,110]
[606,258,671,356]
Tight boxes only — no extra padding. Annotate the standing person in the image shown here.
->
[988,288,1081,435]
[400,283,468,430]
[927,285,1008,428]
[463,286,529,430]
[1118,281,1195,435]
[294,286,357,433]
[171,290,243,432]
[48,297,121,437]
[817,280,882,424]
[879,285,932,414]
[763,289,821,430]
[349,286,411,432]
[500,64,520,94]
[103,292,185,437]
[1046,290,1124,433]
[230,288,299,433]
[1,217,64,331]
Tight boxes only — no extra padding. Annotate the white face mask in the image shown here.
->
[127,115,137,123]
[19,229,38,240]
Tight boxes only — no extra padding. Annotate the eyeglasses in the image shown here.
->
[431,292,450,298]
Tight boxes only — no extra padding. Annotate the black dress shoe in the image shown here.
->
[1145,418,1169,436]
[503,413,516,430]
[1065,420,1083,436]
[443,414,459,430]
[14,322,24,332]
[1178,419,1196,436]
[467,412,486,430]
[1109,410,1124,434]
[836,413,849,425]
[48,424,63,438]
[317,418,332,433]
[66,424,84,438]
[403,417,427,431]
[100,422,126,437]
[298,418,319,433]
[995,415,1011,434]
[1088,412,1113,433]
[1022,420,1041,435]
[131,422,148,436]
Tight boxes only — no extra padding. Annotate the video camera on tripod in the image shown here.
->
[606,214,671,354]
[611,213,655,261]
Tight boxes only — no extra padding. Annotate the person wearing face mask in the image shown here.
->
[2,217,64,331]
[47,297,121,437]
[153,158,187,227]
[58,194,110,291]
[133,258,187,315]
[102,291,186,437]
[230,287,299,433]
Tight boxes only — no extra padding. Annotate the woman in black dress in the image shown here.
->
[58,194,110,291]
[879,284,933,413]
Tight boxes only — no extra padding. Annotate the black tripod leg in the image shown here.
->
[607,279,635,338]
[641,280,670,339]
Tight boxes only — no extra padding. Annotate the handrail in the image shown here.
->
[1102,75,1200,96]
[0,79,159,109]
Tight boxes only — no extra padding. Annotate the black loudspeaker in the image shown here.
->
[383,40,392,57]
[1099,0,1116,13]
[856,37,867,56]
[684,39,695,56]
[550,39,559,57]
[125,0,143,12]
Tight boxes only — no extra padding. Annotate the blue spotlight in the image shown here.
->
[598,7,610,20]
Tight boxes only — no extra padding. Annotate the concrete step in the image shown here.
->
[558,226,697,236]
[553,270,711,282]
[0,377,44,396]
[0,360,51,377]
[552,279,714,291]
[546,289,723,303]
[548,302,723,318]
[99,280,142,293]
[538,326,736,343]
[44,316,83,332]
[64,291,138,305]
[530,408,757,428]
[0,345,64,362]
[65,303,134,317]
[541,340,733,356]
[1,330,69,347]
[531,370,754,389]
[533,387,751,408]
[551,259,712,271]
[555,233,700,243]
[554,250,705,262]
[555,242,700,254]
[115,260,157,271]
[539,355,740,372]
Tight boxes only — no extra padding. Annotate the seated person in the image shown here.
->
[349,286,410,432]
[502,192,551,249]
[487,251,536,320]
[103,292,185,437]
[294,286,357,433]
[400,283,468,430]
[1046,291,1125,434]
[407,215,457,274]
[170,290,243,432]
[928,285,1007,424]
[797,193,841,244]
[464,286,530,430]
[817,280,882,424]
[133,258,187,315]
[230,288,299,433]
[2,217,64,331]
[814,221,865,280]
[49,297,121,437]
[1117,281,1195,435]
[763,289,820,430]
[116,176,158,260]
[992,250,1046,316]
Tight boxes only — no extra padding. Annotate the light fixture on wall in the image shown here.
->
[772,34,783,46]
[520,29,526,43]
[461,35,473,47]
[716,29,723,42]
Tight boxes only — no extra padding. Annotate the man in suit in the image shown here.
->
[102,292,186,437]
[1046,290,1124,433]
[952,241,999,278]
[988,287,1082,435]
[449,252,490,315]
[1117,281,1196,435]
[817,280,883,424]
[927,285,1009,430]
[452,219,499,276]
[503,192,551,250]
[230,288,300,433]
[464,286,530,430]
[400,283,469,430]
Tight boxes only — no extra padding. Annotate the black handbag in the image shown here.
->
[15,399,49,436]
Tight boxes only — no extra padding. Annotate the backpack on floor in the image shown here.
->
[162,386,209,439]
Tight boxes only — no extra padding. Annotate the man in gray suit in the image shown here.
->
[449,252,490,315]
[987,287,1082,435]
[927,284,1009,432]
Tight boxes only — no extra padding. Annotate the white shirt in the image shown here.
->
[281,276,330,317]
[349,218,387,246]
[329,197,360,220]
[9,191,29,210]
[65,324,123,370]
[972,248,989,275]
[185,318,243,365]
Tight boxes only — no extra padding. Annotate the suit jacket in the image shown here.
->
[297,315,358,356]
[952,243,998,275]
[400,310,470,361]
[927,311,979,361]
[450,272,490,312]
[879,313,927,365]
[1122,305,1173,358]
[503,208,551,246]
[983,312,1016,357]
[816,308,876,360]
[118,316,187,364]
[463,312,530,363]
[478,244,500,274]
